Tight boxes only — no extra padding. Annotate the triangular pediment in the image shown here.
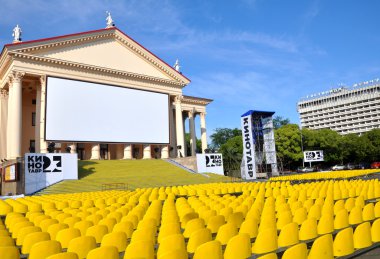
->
[40,38,173,80]
[4,28,189,84]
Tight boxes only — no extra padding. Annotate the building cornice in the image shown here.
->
[182,95,213,106]
[8,51,185,89]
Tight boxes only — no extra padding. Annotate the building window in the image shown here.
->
[32,112,36,126]
[32,99,36,105]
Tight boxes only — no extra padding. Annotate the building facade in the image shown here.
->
[0,26,211,160]
[297,79,380,135]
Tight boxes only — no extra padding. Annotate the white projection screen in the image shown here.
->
[45,77,169,144]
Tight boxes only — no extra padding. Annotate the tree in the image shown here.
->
[184,133,202,155]
[275,124,303,169]
[219,136,243,176]
[210,128,241,149]
[273,116,290,129]
[362,129,380,162]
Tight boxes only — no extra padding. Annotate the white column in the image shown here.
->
[35,83,41,153]
[143,144,151,159]
[39,76,47,153]
[161,145,169,159]
[0,90,8,160]
[175,95,185,157]
[8,71,24,159]
[69,143,77,154]
[200,112,208,153]
[123,144,132,159]
[182,115,187,157]
[5,85,12,159]
[169,105,176,158]
[189,110,197,156]
[90,143,100,160]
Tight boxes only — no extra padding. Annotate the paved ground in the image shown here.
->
[358,247,380,258]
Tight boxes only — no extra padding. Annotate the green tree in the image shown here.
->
[273,116,290,129]
[362,129,380,162]
[184,133,202,155]
[275,124,303,169]
[219,136,243,176]
[210,128,241,149]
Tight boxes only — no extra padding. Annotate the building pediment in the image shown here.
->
[1,27,190,86]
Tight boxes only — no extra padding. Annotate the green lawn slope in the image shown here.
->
[36,160,230,195]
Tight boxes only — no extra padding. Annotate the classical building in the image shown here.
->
[0,24,211,160]
[297,79,380,135]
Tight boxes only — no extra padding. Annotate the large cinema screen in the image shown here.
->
[45,77,169,144]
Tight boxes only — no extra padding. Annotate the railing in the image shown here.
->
[101,183,128,191]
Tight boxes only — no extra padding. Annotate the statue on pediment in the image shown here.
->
[106,11,115,28]
[12,24,22,43]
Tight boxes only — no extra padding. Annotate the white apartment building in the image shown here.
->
[297,79,380,135]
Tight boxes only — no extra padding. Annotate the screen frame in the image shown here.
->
[44,76,171,144]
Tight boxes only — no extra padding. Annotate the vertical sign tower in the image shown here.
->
[241,110,279,179]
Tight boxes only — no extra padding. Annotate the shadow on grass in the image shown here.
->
[78,160,97,179]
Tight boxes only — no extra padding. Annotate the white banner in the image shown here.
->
[25,153,78,194]
[241,115,256,179]
[196,154,224,175]
[304,150,324,162]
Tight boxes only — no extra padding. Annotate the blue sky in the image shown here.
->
[1,0,380,138]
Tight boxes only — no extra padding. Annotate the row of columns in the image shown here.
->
[174,95,208,157]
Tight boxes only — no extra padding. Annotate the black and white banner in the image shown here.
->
[304,150,324,162]
[241,115,256,179]
[196,154,224,175]
[25,153,78,194]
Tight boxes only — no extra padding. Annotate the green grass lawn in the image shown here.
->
[36,160,230,195]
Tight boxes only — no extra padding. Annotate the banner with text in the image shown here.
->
[196,154,224,175]
[25,153,78,194]
[304,150,324,162]
[241,115,256,179]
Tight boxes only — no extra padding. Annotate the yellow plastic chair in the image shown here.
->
[251,227,277,254]
[334,209,349,230]
[101,231,128,252]
[16,226,41,246]
[113,221,134,239]
[193,240,222,259]
[308,204,321,220]
[353,222,372,249]
[362,203,375,221]
[308,234,334,259]
[0,236,15,247]
[11,221,34,238]
[46,252,79,259]
[206,215,225,234]
[278,222,299,247]
[187,228,212,253]
[282,243,307,259]
[299,218,317,241]
[157,234,186,258]
[0,229,10,236]
[333,227,354,257]
[224,233,251,259]
[349,206,363,225]
[67,236,97,259]
[227,212,244,228]
[180,212,199,228]
[73,220,93,236]
[158,222,181,243]
[29,240,62,259]
[130,227,155,245]
[215,223,238,245]
[48,223,69,240]
[99,217,116,232]
[258,253,277,259]
[183,218,205,238]
[293,207,307,225]
[21,231,50,254]
[276,211,292,230]
[0,246,20,259]
[63,217,82,228]
[56,228,81,249]
[87,246,119,259]
[317,214,334,235]
[239,218,258,239]
[371,218,380,242]
[40,219,59,232]
[124,240,154,259]
[85,224,108,243]
[375,201,380,218]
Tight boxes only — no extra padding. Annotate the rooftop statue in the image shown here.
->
[106,11,115,28]
[12,24,22,43]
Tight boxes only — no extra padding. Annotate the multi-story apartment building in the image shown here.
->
[297,79,380,135]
